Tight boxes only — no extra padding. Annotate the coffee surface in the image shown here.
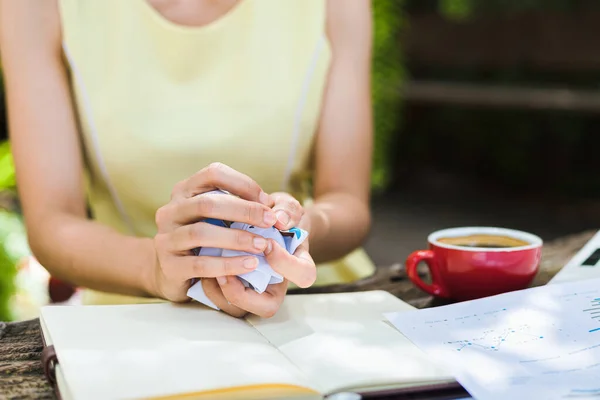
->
[437,234,530,248]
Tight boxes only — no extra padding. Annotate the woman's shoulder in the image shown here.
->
[0,0,61,58]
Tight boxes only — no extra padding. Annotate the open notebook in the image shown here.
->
[39,291,459,400]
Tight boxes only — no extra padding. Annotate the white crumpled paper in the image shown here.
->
[186,191,308,310]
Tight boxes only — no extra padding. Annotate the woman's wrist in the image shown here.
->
[139,237,161,299]
[302,204,330,246]
[301,193,370,263]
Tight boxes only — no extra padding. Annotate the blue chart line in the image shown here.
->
[568,388,600,397]
[447,325,544,352]
[584,298,600,328]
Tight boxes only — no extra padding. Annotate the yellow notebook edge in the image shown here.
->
[144,384,321,400]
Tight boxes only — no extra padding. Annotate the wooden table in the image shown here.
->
[0,230,595,400]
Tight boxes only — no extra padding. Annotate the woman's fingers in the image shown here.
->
[163,193,277,230]
[269,192,303,230]
[163,222,269,254]
[171,162,271,205]
[201,278,248,318]
[159,254,258,280]
[153,163,281,303]
[264,240,316,289]
[217,275,286,319]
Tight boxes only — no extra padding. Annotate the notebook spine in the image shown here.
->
[358,381,469,399]
[40,325,63,400]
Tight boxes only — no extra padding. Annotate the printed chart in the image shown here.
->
[386,278,600,400]
[585,297,600,332]
[447,323,545,352]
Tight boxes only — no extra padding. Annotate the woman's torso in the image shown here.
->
[59,0,330,237]
[58,0,375,304]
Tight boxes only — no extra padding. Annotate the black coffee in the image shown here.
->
[458,243,513,248]
[437,234,530,248]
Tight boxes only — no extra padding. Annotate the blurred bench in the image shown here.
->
[402,10,600,112]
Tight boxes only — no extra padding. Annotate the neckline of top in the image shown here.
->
[137,0,250,34]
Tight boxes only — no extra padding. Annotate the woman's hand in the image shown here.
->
[210,192,317,318]
[267,192,316,289]
[269,192,304,231]
[149,163,277,303]
[213,236,315,318]
[201,276,288,319]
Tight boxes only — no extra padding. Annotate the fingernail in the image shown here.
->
[264,240,273,255]
[253,237,267,250]
[276,211,290,227]
[263,211,277,225]
[216,276,227,285]
[259,191,270,205]
[243,257,258,269]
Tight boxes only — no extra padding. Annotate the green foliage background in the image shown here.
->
[371,0,405,191]
[0,141,21,321]
[0,209,29,321]
[438,0,589,19]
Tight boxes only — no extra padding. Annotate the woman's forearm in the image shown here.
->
[29,212,157,298]
[29,196,365,296]
[303,192,371,263]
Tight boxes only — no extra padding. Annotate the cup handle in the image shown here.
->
[406,250,449,297]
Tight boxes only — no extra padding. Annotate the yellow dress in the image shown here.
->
[58,0,376,305]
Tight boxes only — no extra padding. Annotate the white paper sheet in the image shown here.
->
[385,278,600,400]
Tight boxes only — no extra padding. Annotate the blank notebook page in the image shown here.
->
[247,291,454,394]
[40,303,312,400]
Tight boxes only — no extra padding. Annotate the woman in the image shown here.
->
[0,0,374,318]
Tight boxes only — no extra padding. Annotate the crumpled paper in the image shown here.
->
[186,191,308,310]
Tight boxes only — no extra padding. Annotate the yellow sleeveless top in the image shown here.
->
[58,0,376,305]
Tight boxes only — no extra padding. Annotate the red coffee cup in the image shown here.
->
[406,227,543,301]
